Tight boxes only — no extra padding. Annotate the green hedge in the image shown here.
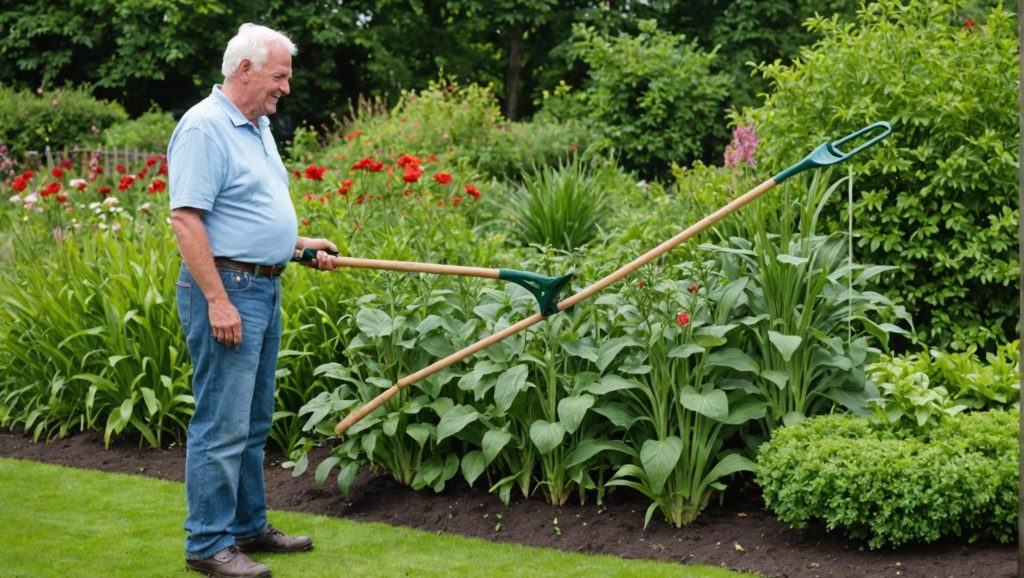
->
[743,0,1018,350]
[757,411,1019,548]
[0,85,127,157]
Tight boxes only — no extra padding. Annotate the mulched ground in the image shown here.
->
[0,429,1015,578]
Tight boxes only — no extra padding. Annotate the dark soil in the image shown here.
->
[0,429,1015,578]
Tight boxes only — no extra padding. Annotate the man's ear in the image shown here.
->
[237,58,253,79]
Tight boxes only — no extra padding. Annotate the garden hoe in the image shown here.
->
[329,121,893,436]
[295,249,574,317]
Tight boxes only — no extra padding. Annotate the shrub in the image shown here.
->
[0,85,127,157]
[103,107,178,152]
[741,0,1019,350]
[757,411,1019,548]
[568,19,730,179]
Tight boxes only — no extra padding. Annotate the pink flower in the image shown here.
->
[724,124,760,168]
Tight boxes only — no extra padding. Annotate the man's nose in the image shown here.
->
[281,80,290,95]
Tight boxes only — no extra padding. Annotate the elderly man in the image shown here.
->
[168,23,336,578]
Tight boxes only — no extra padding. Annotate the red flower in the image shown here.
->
[136,167,148,179]
[688,283,699,293]
[434,172,452,185]
[118,175,136,192]
[337,179,353,195]
[402,164,424,183]
[158,163,168,176]
[94,166,104,175]
[452,196,463,206]
[464,184,480,200]
[59,159,74,170]
[397,154,421,168]
[145,156,161,167]
[345,129,362,140]
[354,194,368,205]
[305,164,328,181]
[964,18,975,29]
[41,182,62,197]
[51,167,64,179]
[676,312,690,327]
[637,281,645,289]
[55,194,67,203]
[11,176,27,192]
[148,179,166,194]
[116,165,126,174]
[98,186,112,197]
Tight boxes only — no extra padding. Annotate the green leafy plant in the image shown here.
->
[103,106,177,152]
[601,271,762,527]
[705,172,909,431]
[743,0,1018,349]
[568,19,730,177]
[0,85,127,157]
[757,411,1019,548]
[865,353,966,429]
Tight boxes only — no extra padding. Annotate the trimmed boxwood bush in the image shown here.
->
[756,411,1018,548]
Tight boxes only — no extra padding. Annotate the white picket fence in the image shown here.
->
[23,146,162,170]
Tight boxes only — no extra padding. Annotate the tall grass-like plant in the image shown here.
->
[506,156,611,251]
[704,172,909,432]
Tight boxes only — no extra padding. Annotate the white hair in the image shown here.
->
[221,23,297,79]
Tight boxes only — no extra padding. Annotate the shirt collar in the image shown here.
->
[211,85,269,131]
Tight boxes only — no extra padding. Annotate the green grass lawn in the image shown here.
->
[0,458,758,578]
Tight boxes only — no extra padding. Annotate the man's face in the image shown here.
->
[244,44,292,118]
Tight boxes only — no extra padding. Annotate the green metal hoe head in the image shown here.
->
[773,121,892,184]
[498,269,575,317]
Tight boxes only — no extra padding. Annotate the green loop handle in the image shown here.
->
[773,121,892,183]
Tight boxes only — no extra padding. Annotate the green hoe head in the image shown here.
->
[498,269,575,317]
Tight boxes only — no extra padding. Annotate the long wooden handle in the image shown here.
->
[334,177,778,436]
[329,256,500,279]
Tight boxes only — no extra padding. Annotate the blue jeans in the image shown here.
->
[176,263,282,559]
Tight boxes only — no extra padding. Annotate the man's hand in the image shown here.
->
[208,297,242,348]
[295,237,338,271]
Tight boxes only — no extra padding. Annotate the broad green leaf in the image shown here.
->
[761,369,790,389]
[557,394,595,435]
[482,429,512,465]
[460,450,486,486]
[564,439,637,469]
[583,374,641,396]
[640,437,682,494]
[337,461,359,498]
[405,423,433,447]
[356,308,393,337]
[529,420,565,455]
[679,387,729,421]
[704,348,760,374]
[561,339,598,363]
[597,337,636,372]
[494,364,529,413]
[436,405,480,443]
[768,331,802,362]
[701,453,758,486]
[314,456,341,487]
[667,343,705,359]
[776,253,809,266]
[591,402,641,429]
[723,399,768,425]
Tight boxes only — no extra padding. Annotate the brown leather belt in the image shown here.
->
[214,258,287,278]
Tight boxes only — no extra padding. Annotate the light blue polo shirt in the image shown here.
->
[168,85,298,266]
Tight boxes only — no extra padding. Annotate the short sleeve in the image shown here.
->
[168,126,226,212]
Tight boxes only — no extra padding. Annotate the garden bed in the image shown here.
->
[0,429,1013,578]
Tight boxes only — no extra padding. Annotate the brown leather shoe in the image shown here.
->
[236,524,313,554]
[185,545,271,578]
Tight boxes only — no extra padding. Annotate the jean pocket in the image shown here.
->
[219,269,253,293]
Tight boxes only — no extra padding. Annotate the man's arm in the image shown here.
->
[170,207,243,347]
